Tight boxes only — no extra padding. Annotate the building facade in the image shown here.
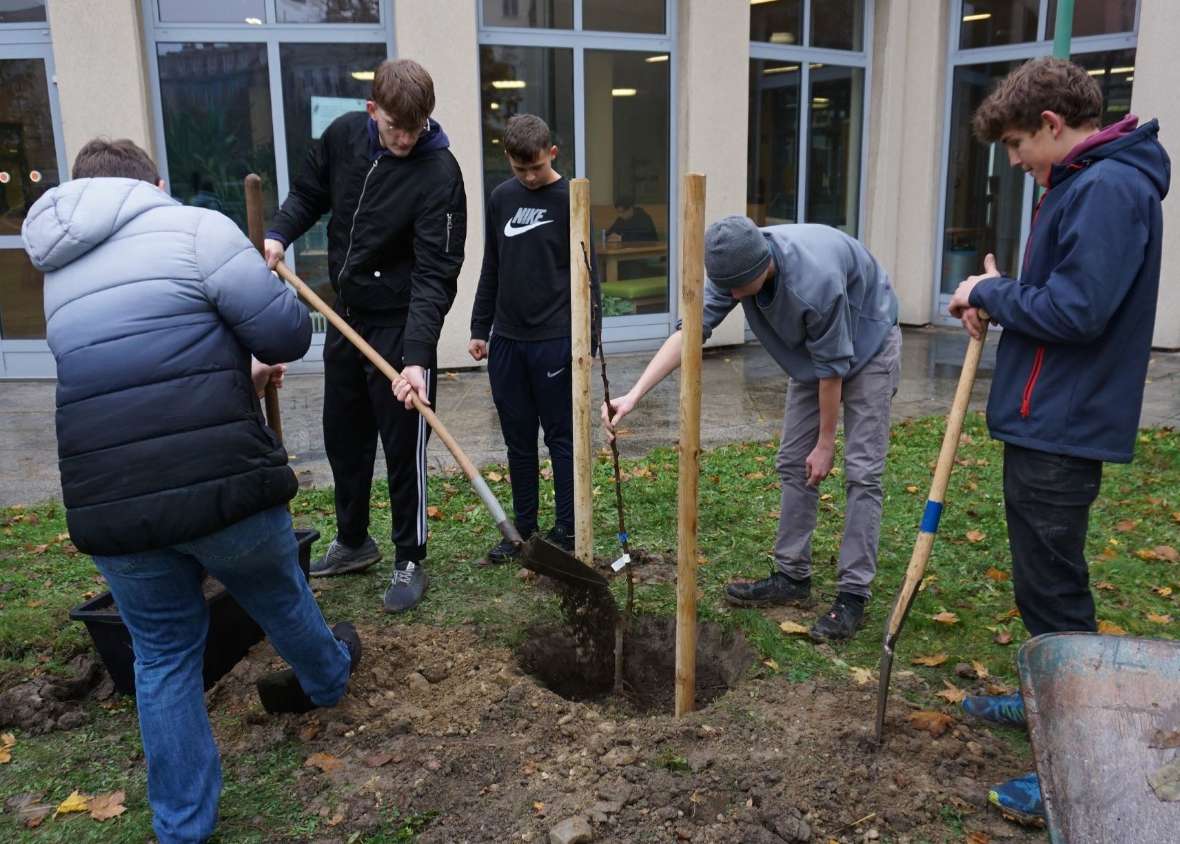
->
[1,0,1176,378]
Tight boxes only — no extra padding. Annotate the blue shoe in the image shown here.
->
[962,691,1026,728]
[988,772,1045,827]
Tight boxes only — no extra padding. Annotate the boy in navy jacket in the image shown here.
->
[949,56,1170,827]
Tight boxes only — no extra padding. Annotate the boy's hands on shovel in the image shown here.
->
[948,252,1000,340]
[392,365,430,410]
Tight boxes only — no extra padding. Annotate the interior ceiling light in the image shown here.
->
[612,88,637,97]
[351,71,375,81]
[962,13,992,22]
[763,65,800,75]
[646,54,669,63]
[492,80,526,89]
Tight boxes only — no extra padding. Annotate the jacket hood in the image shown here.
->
[366,116,451,159]
[21,178,179,272]
[1052,116,1171,199]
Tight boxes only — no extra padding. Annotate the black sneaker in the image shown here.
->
[310,535,382,577]
[544,525,575,552]
[256,622,362,714]
[480,537,521,566]
[808,593,866,642]
[382,560,428,613]
[724,571,812,607]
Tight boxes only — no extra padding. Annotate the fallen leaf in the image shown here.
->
[1100,546,1119,560]
[304,752,344,774]
[1137,548,1160,561]
[5,794,52,829]
[1003,607,1022,619]
[54,790,91,817]
[631,465,652,478]
[1150,729,1180,749]
[1155,546,1180,563]
[327,813,345,827]
[965,530,985,543]
[932,611,960,625]
[1098,620,1128,636]
[88,790,126,821]
[919,574,937,592]
[485,470,503,483]
[1173,511,1180,524]
[849,666,874,686]
[1147,613,1173,624]
[819,493,833,502]
[1154,586,1174,597]
[763,659,780,672]
[779,620,810,635]
[532,801,545,814]
[1148,758,1180,801]
[28,544,49,555]
[909,710,955,737]
[905,484,920,494]
[364,752,394,768]
[1095,581,1118,591]
[971,660,990,679]
[1117,519,1137,532]
[994,630,1013,646]
[986,682,1013,695]
[744,471,765,480]
[911,652,949,667]
[966,831,991,844]
[444,371,458,381]
[985,567,1009,582]
[298,722,321,742]
[936,680,967,704]
[426,506,442,520]
[0,732,13,764]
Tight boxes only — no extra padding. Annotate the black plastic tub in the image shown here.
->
[68,528,320,696]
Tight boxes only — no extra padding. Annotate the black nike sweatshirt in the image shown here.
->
[471,176,599,342]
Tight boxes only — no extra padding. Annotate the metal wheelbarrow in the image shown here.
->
[1018,632,1180,842]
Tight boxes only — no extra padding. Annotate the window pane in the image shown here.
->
[583,0,665,34]
[0,249,45,339]
[586,50,670,316]
[481,0,573,29]
[479,45,575,204]
[959,1,1039,49]
[1048,0,1137,39]
[0,59,60,237]
[941,61,1024,295]
[276,0,380,24]
[158,0,266,24]
[280,43,387,313]
[750,0,803,46]
[805,65,863,235]
[1072,48,1136,125]
[810,0,864,50]
[157,43,276,234]
[748,60,800,226]
[0,1,46,24]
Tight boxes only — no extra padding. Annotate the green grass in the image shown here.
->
[3,413,1180,840]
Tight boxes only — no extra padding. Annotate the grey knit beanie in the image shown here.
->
[704,215,771,289]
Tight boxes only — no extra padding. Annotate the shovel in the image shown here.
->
[874,314,990,742]
[272,261,607,590]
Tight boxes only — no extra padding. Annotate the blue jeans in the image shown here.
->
[93,506,351,844]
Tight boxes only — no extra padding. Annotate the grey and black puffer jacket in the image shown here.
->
[22,177,311,555]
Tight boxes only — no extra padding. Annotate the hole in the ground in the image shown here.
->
[516,614,756,714]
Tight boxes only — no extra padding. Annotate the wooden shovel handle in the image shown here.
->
[244,174,283,442]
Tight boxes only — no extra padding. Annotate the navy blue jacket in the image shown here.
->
[970,118,1170,463]
[22,178,311,555]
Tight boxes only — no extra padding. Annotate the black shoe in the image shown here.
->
[481,537,522,566]
[808,593,866,642]
[382,560,428,613]
[544,525,575,553]
[724,571,811,607]
[256,621,362,714]
[310,535,382,577]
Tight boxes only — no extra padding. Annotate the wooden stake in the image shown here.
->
[244,174,283,443]
[569,178,593,565]
[675,173,706,717]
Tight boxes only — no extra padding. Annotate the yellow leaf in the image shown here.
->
[1137,548,1160,561]
[965,530,985,543]
[1095,581,1117,591]
[905,484,920,494]
[1155,545,1180,563]
[779,620,810,635]
[88,790,126,821]
[919,574,937,592]
[909,710,955,737]
[985,567,1009,582]
[631,465,652,478]
[1172,511,1180,524]
[1147,613,1173,624]
[1098,620,1128,636]
[744,471,765,480]
[971,660,990,679]
[819,493,833,502]
[485,470,503,483]
[932,611,959,625]
[911,652,949,667]
[54,790,91,817]
[304,752,344,774]
[936,680,967,704]
[1154,586,1173,597]
[1,732,13,748]
[532,801,545,814]
[763,659,780,672]
[849,666,874,686]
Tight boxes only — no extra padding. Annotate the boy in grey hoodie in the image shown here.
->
[604,216,900,641]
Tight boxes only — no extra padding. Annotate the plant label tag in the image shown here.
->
[611,553,631,572]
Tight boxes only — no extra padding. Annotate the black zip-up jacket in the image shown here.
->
[268,112,466,366]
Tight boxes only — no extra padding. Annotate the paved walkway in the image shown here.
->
[4,326,1180,507]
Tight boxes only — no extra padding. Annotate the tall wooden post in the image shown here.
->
[675,173,706,717]
[570,178,594,564]
[244,174,283,442]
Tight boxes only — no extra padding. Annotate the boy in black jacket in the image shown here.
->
[265,59,466,613]
[470,114,597,562]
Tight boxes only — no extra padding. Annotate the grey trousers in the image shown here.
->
[774,325,901,599]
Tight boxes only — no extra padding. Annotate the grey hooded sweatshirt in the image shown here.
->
[700,224,898,383]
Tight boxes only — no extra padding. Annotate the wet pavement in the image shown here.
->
[3,325,1180,507]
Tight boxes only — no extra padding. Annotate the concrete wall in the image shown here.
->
[1132,0,1180,348]
[45,0,156,164]
[676,0,749,347]
[863,0,950,327]
[393,1,484,369]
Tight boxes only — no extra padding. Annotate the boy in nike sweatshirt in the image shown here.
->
[470,114,599,563]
